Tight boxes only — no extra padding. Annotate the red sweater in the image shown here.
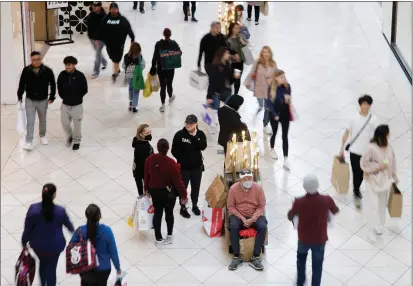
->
[144,153,187,199]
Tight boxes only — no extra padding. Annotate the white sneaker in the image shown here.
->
[264,125,272,135]
[151,4,156,10]
[169,94,176,104]
[40,137,48,146]
[159,104,165,112]
[165,235,173,244]
[270,149,278,160]
[368,231,377,242]
[283,158,290,170]
[23,142,34,151]
[374,226,383,235]
[155,238,172,246]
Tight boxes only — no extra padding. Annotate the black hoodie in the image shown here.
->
[57,70,88,106]
[85,9,107,40]
[98,12,135,47]
[197,33,229,67]
[132,137,154,176]
[171,127,207,170]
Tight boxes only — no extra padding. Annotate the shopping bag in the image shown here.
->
[241,46,254,66]
[134,195,154,231]
[201,104,213,126]
[16,103,27,134]
[202,199,225,237]
[148,74,160,92]
[15,247,36,286]
[160,42,182,70]
[240,237,262,261]
[239,228,257,238]
[114,273,128,286]
[260,1,269,16]
[388,183,403,217]
[189,70,208,90]
[331,156,349,194]
[132,62,145,91]
[292,212,333,229]
[66,228,99,274]
[127,198,139,228]
[288,104,299,121]
[205,175,228,208]
[143,74,152,98]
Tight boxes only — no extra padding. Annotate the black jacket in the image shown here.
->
[150,39,181,73]
[132,137,154,176]
[197,33,228,67]
[207,62,232,99]
[98,13,135,47]
[57,70,88,106]
[85,9,106,40]
[218,106,251,147]
[171,128,207,170]
[17,64,56,102]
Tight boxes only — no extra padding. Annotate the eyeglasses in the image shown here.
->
[239,169,253,176]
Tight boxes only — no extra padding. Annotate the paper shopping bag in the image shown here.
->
[189,70,208,91]
[260,1,269,16]
[134,196,154,231]
[202,199,225,237]
[388,183,403,217]
[331,156,349,194]
[240,237,262,262]
[205,176,228,208]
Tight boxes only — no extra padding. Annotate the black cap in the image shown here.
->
[109,2,119,9]
[185,114,198,124]
[92,1,102,6]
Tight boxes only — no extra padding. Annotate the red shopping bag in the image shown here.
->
[239,228,257,238]
[202,199,225,237]
[66,228,99,274]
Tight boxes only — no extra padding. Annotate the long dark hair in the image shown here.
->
[128,42,141,58]
[85,204,101,246]
[212,46,229,65]
[371,124,390,147]
[226,22,239,39]
[41,183,56,222]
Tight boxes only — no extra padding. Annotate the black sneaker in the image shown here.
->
[184,16,188,21]
[132,107,138,113]
[249,256,264,271]
[129,102,132,111]
[140,9,145,13]
[133,5,137,10]
[228,257,243,270]
[101,65,106,70]
[72,143,80,151]
[66,136,73,147]
[192,205,201,216]
[191,17,198,22]
[180,207,191,219]
[112,73,118,83]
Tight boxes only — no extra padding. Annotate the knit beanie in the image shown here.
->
[303,174,319,194]
[227,95,244,111]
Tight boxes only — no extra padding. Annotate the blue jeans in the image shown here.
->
[296,241,325,286]
[127,78,140,108]
[257,98,269,127]
[151,1,156,6]
[90,39,107,74]
[209,94,220,111]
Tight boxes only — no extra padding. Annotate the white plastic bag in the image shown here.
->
[241,46,254,66]
[201,104,213,126]
[189,70,208,91]
[202,199,225,237]
[114,272,128,286]
[133,195,154,231]
[16,103,27,134]
[293,212,333,229]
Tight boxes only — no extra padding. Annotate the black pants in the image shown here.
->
[350,153,363,196]
[133,1,144,10]
[181,167,202,206]
[205,62,213,98]
[106,45,124,63]
[36,253,60,286]
[231,61,244,95]
[269,117,290,157]
[247,5,260,22]
[134,172,144,196]
[158,69,175,104]
[229,215,267,257]
[80,269,111,286]
[149,188,176,240]
[183,1,196,17]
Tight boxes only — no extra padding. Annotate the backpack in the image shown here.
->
[15,248,36,286]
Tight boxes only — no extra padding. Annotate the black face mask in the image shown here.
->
[144,134,152,141]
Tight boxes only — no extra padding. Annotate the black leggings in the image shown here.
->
[158,69,175,104]
[231,61,244,95]
[269,117,290,157]
[350,153,363,196]
[134,172,144,196]
[149,188,177,240]
[183,1,196,17]
[247,5,260,22]
[80,270,111,286]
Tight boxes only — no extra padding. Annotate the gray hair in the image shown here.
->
[211,21,221,28]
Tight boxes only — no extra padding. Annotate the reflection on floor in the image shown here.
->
[1,2,411,285]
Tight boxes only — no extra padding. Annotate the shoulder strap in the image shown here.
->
[77,228,83,242]
[349,114,372,146]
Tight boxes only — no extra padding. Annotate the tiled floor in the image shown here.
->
[1,2,412,285]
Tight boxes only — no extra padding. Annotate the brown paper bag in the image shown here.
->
[240,237,262,262]
[331,156,349,194]
[224,141,252,173]
[187,7,191,16]
[205,175,228,208]
[260,1,269,16]
[388,183,403,217]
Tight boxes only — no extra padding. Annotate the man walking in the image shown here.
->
[17,51,56,150]
[183,2,197,22]
[339,95,378,207]
[171,115,207,218]
[288,174,339,286]
[57,56,88,150]
[98,2,135,83]
[85,1,107,78]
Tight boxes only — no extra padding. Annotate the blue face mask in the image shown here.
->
[241,181,253,190]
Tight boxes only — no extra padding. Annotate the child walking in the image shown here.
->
[124,42,145,113]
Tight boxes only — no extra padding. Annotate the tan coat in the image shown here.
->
[244,60,277,99]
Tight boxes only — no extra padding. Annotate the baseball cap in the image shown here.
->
[109,2,119,9]
[239,169,253,179]
[92,1,102,6]
[185,114,198,124]
[303,174,319,194]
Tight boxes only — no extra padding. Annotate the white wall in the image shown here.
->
[396,2,412,70]
[382,2,393,41]
[1,2,18,105]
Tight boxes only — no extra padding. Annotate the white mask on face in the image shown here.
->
[241,181,253,190]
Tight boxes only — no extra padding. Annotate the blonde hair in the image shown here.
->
[136,124,149,140]
[269,69,288,101]
[258,46,276,68]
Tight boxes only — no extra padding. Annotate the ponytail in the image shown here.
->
[41,183,56,222]
[85,204,101,246]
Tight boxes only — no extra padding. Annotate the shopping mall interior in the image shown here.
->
[1,1,412,285]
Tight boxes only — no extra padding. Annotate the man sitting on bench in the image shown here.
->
[227,169,267,271]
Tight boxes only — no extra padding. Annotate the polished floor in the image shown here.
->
[1,2,412,285]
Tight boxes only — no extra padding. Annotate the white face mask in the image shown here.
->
[241,181,253,190]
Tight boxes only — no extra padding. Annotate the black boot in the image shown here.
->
[184,16,188,21]
[191,17,198,22]
[180,206,191,219]
[192,205,201,216]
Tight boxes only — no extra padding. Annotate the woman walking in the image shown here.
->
[150,28,182,112]
[244,46,277,135]
[144,138,188,245]
[247,2,262,25]
[226,22,248,95]
[266,69,292,170]
[22,183,74,286]
[132,124,154,196]
[124,42,145,113]
[70,204,122,285]
[360,125,398,241]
